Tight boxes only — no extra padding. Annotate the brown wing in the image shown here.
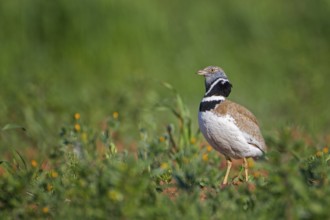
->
[213,100,267,152]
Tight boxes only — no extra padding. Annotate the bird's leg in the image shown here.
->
[243,158,249,182]
[222,158,232,185]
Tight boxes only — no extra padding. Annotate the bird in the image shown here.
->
[197,66,266,185]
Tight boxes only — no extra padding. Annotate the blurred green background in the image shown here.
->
[1,0,330,152]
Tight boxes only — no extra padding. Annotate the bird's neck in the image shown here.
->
[199,95,225,112]
[204,78,232,98]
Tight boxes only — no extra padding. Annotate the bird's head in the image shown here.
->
[197,66,232,97]
[197,66,228,85]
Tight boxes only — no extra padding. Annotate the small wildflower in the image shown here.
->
[31,160,38,168]
[159,136,165,143]
[247,158,255,168]
[202,153,208,161]
[42,206,49,214]
[74,123,81,132]
[253,171,261,178]
[74,113,80,120]
[47,183,53,192]
[206,145,213,152]
[107,190,124,202]
[190,137,196,144]
[160,162,169,170]
[50,170,58,178]
[112,111,119,119]
[323,147,329,154]
[81,132,88,143]
[316,151,323,157]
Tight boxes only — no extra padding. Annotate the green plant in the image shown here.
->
[1,88,330,219]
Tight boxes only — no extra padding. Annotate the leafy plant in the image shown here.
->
[1,89,329,219]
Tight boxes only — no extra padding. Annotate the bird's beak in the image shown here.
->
[197,70,208,76]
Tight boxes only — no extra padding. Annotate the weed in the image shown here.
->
[0,89,330,219]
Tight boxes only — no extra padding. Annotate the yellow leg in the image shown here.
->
[243,158,249,182]
[223,158,232,185]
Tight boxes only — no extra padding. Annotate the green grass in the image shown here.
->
[1,1,330,146]
[1,1,330,219]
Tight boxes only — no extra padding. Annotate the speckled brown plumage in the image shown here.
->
[212,100,266,153]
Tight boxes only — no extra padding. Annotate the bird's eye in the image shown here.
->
[210,68,215,72]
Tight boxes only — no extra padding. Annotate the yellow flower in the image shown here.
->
[248,158,255,168]
[160,162,169,170]
[323,147,329,154]
[112,111,119,119]
[81,132,88,143]
[74,123,81,132]
[206,145,213,152]
[47,183,53,191]
[31,160,38,168]
[190,137,196,144]
[108,190,124,202]
[202,153,208,161]
[74,113,80,120]
[42,206,49,214]
[159,136,165,143]
[50,170,58,178]
[253,171,261,178]
[316,151,323,157]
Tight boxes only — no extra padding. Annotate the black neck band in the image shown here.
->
[199,99,223,112]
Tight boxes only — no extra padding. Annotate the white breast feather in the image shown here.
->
[198,111,263,159]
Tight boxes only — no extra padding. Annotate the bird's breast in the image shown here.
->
[198,111,262,159]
